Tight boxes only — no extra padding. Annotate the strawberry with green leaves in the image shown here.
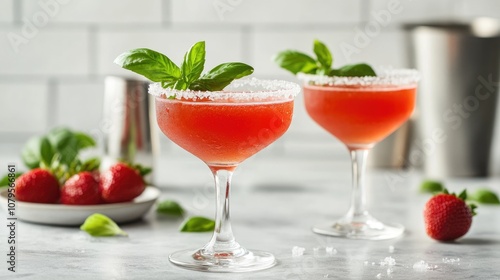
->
[99,162,151,203]
[424,189,477,241]
[61,172,101,205]
[15,168,60,203]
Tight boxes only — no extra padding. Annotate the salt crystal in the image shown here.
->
[442,257,460,264]
[313,247,320,254]
[292,246,305,257]
[325,246,336,254]
[388,245,395,253]
[364,261,369,266]
[380,256,396,267]
[413,260,433,272]
[387,268,393,275]
[376,273,382,279]
[372,262,376,266]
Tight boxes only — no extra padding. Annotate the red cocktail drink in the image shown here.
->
[300,70,419,240]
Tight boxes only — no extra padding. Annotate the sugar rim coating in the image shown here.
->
[297,68,420,87]
[148,78,300,100]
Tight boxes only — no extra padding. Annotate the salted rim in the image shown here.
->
[297,68,420,87]
[148,78,300,100]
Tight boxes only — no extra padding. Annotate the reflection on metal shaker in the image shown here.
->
[406,18,500,177]
[102,76,158,181]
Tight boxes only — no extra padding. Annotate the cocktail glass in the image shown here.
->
[299,69,419,240]
[149,78,299,272]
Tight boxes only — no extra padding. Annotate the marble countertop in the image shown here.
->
[1,155,500,280]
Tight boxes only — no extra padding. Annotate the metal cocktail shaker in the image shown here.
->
[102,76,158,181]
[406,18,500,177]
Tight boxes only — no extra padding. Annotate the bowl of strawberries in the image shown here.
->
[0,128,160,226]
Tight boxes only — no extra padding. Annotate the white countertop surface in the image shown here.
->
[1,153,500,280]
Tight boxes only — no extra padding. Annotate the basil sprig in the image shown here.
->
[274,39,377,77]
[114,41,254,91]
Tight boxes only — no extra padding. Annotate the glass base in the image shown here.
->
[312,216,404,240]
[169,248,276,272]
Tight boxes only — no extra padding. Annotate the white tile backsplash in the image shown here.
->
[55,81,104,132]
[462,0,500,19]
[0,0,498,161]
[96,29,244,76]
[0,0,13,23]
[22,0,163,24]
[0,83,48,133]
[370,0,460,24]
[171,0,362,24]
[0,27,89,75]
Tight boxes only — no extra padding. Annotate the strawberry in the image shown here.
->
[99,162,150,203]
[424,189,477,241]
[61,172,101,205]
[15,168,60,203]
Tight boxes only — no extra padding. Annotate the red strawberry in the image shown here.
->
[424,189,476,241]
[99,163,149,203]
[61,172,101,205]
[15,168,60,203]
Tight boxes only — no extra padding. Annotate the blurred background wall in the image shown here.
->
[0,0,499,165]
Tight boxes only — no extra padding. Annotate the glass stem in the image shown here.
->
[347,149,369,220]
[202,168,245,257]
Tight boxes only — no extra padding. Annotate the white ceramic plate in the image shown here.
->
[0,186,160,226]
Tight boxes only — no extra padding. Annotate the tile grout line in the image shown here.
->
[161,0,172,28]
[46,78,58,130]
[88,25,98,80]
[13,0,22,25]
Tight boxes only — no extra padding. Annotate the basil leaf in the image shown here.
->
[114,48,181,82]
[189,62,253,91]
[181,41,206,84]
[180,216,215,232]
[331,63,376,77]
[80,213,128,237]
[21,137,43,169]
[21,136,55,168]
[74,132,96,150]
[47,128,79,165]
[470,188,500,205]
[419,180,444,194]
[157,200,185,217]
[273,50,318,75]
[0,172,22,187]
[173,79,189,90]
[313,39,332,70]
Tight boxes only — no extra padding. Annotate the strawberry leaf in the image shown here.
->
[458,189,467,201]
[469,204,478,216]
[420,180,443,194]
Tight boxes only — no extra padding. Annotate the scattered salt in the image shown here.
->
[388,246,395,253]
[325,246,337,255]
[372,262,376,266]
[292,246,305,257]
[387,268,393,275]
[364,261,369,266]
[413,260,434,272]
[380,256,396,267]
[376,273,382,279]
[442,257,460,264]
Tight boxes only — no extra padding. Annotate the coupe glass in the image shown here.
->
[299,69,419,240]
[149,78,299,272]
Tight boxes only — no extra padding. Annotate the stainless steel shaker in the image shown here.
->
[406,18,500,177]
[102,76,158,181]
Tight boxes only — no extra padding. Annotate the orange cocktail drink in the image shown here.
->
[156,98,293,168]
[299,70,419,240]
[149,78,299,272]
[304,85,416,148]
